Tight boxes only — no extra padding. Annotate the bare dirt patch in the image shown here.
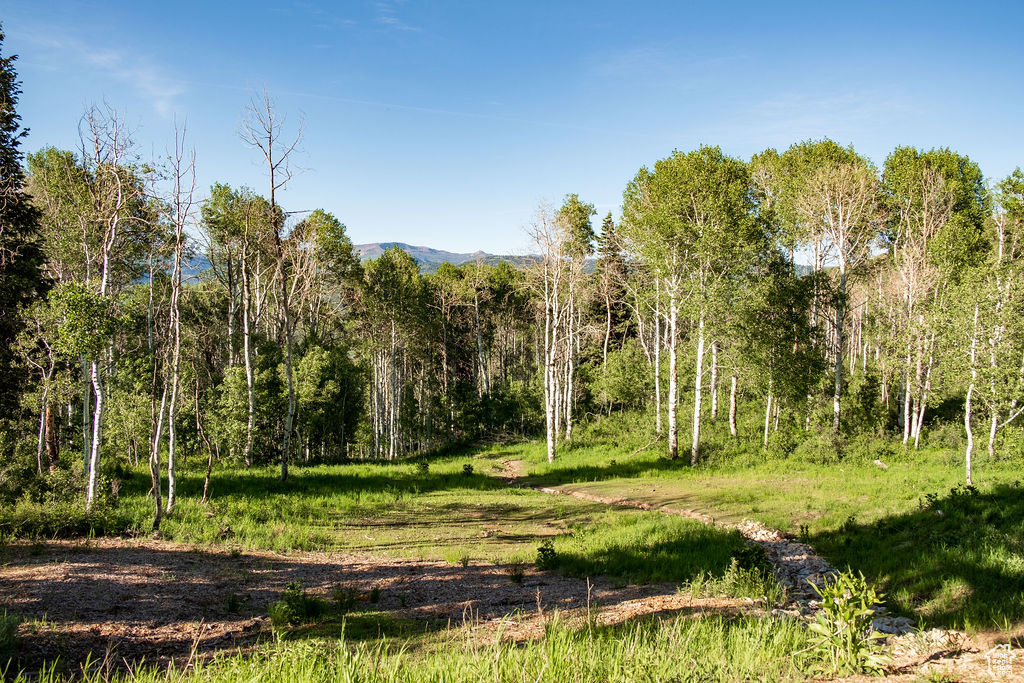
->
[0,538,759,675]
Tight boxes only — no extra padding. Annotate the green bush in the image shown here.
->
[535,539,557,570]
[808,570,889,675]
[0,610,20,656]
[792,431,843,464]
[269,581,327,627]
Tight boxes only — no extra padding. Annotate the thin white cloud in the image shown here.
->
[374,1,422,33]
[23,33,185,118]
[710,90,919,152]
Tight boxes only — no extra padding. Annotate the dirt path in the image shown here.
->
[0,538,765,675]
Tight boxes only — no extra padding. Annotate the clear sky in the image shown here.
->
[4,1,1023,254]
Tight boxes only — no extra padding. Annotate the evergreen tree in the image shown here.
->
[0,27,46,414]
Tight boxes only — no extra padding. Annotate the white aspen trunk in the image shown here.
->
[603,293,611,370]
[36,386,50,476]
[902,368,912,445]
[81,359,90,474]
[832,266,846,434]
[474,291,489,395]
[653,287,662,435]
[729,375,738,437]
[666,291,678,459]
[965,305,979,485]
[543,264,556,462]
[764,380,773,449]
[149,384,168,529]
[389,321,397,460]
[226,255,236,366]
[280,294,295,478]
[964,384,975,486]
[85,360,104,511]
[241,250,256,467]
[691,310,706,465]
[710,341,719,421]
[988,408,998,460]
[910,332,923,440]
[913,337,935,450]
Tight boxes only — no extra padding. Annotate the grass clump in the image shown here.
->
[687,554,785,604]
[268,581,328,627]
[0,610,20,656]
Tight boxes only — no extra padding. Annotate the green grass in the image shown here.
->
[482,411,1024,629]
[0,453,766,589]
[814,483,1024,629]
[545,511,761,586]
[10,614,820,682]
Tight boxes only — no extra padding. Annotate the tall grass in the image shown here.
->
[13,615,817,682]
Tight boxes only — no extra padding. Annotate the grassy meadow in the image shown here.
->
[4,409,1024,679]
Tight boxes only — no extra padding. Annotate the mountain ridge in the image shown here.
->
[354,242,532,273]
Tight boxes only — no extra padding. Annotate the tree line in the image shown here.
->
[2,30,1023,527]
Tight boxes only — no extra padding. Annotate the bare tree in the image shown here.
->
[796,161,879,433]
[164,122,196,516]
[79,105,149,510]
[240,89,302,482]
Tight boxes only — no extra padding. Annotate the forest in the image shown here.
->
[3,24,1024,683]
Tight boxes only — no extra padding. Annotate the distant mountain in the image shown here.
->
[354,242,533,274]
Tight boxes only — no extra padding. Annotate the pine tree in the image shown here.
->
[0,26,46,413]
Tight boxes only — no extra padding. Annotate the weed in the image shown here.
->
[368,586,381,604]
[269,581,328,627]
[507,562,525,583]
[332,586,359,613]
[0,610,20,655]
[535,539,557,570]
[462,463,474,476]
[686,556,785,604]
[223,593,245,614]
[415,462,429,475]
[807,570,890,675]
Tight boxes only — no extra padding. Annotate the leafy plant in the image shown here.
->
[807,570,890,675]
[269,581,327,627]
[535,539,557,570]
[332,586,359,612]
[462,463,474,476]
[0,610,20,655]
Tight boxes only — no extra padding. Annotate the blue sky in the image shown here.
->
[5,1,1023,253]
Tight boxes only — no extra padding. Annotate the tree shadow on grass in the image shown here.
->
[519,454,694,489]
[811,482,1024,629]
[120,466,511,501]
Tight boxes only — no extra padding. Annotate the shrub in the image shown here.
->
[0,610,20,656]
[808,570,890,675]
[269,581,327,627]
[535,539,557,570]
